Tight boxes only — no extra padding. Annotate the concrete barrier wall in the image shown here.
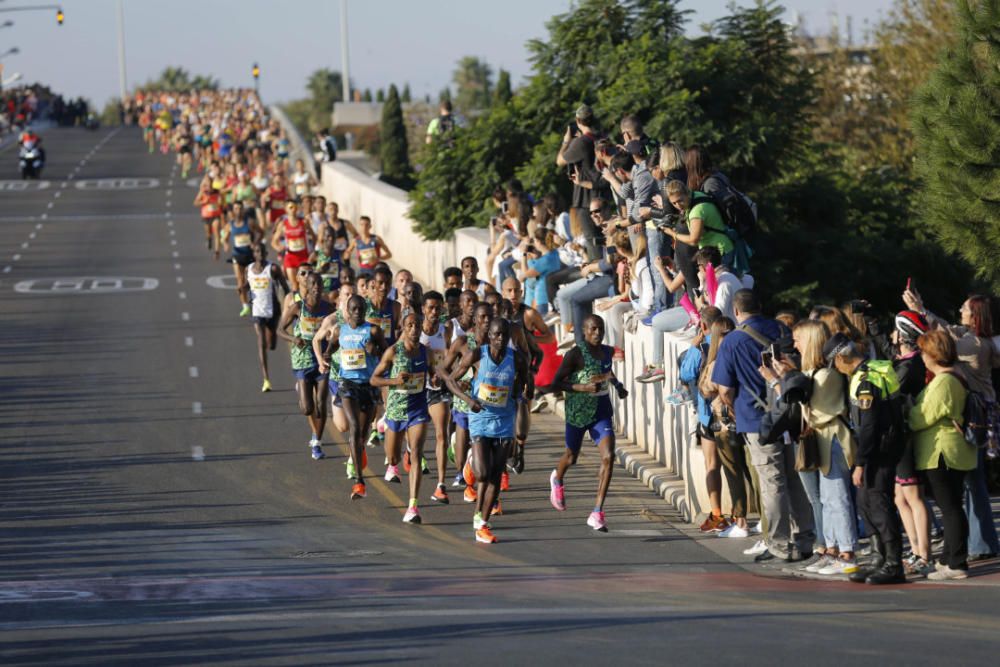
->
[315,159,721,523]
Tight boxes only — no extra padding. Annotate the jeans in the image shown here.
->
[819,437,858,551]
[924,458,969,569]
[744,432,816,556]
[645,227,670,312]
[556,275,614,341]
[798,469,823,548]
[497,256,517,289]
[650,306,692,366]
[546,266,582,307]
[535,302,550,316]
[965,446,1000,556]
[606,302,633,348]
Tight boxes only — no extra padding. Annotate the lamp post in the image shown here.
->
[252,62,259,95]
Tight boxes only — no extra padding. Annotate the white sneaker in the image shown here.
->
[817,558,858,576]
[473,513,486,530]
[384,464,401,483]
[751,520,762,535]
[718,523,750,538]
[805,554,834,573]
[743,539,768,556]
[927,564,969,580]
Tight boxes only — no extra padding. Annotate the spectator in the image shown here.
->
[618,114,658,158]
[661,180,734,266]
[520,228,563,316]
[711,289,813,563]
[685,144,732,200]
[316,128,337,163]
[597,231,652,357]
[425,100,455,144]
[910,329,975,580]
[545,199,600,318]
[654,142,687,189]
[556,104,603,259]
[555,213,618,343]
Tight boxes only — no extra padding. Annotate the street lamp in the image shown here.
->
[252,62,259,94]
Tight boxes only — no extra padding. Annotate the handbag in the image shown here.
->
[795,405,820,472]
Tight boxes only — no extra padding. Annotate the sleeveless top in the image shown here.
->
[314,250,342,293]
[565,343,614,428]
[339,321,378,382]
[420,322,447,351]
[230,215,253,256]
[469,345,517,439]
[247,262,276,318]
[452,333,478,415]
[366,298,396,344]
[291,299,332,370]
[356,236,379,269]
[385,341,429,421]
[283,216,308,254]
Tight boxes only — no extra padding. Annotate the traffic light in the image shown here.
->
[252,63,259,80]
[56,9,64,25]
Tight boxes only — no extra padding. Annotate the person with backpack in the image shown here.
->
[661,180,735,267]
[425,100,456,144]
[825,332,907,584]
[908,329,976,579]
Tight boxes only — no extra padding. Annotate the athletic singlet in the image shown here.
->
[451,317,469,340]
[230,215,253,256]
[507,304,529,351]
[247,262,276,318]
[292,171,311,196]
[452,333,478,416]
[566,343,614,428]
[469,345,517,438]
[419,322,447,352]
[339,321,378,382]
[470,281,489,299]
[200,191,221,219]
[291,299,332,370]
[314,250,342,292]
[356,236,379,269]
[366,298,397,344]
[233,182,256,206]
[268,186,287,210]
[283,216,308,254]
[385,342,429,421]
[324,220,351,254]
[252,175,269,192]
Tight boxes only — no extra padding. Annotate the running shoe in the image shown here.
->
[403,449,411,473]
[239,304,251,317]
[742,539,768,556]
[510,442,525,474]
[431,485,449,504]
[927,564,968,580]
[587,511,608,532]
[530,395,549,414]
[476,525,497,544]
[403,507,421,524]
[463,485,477,503]
[665,386,693,406]
[635,365,665,384]
[817,558,859,576]
[350,482,366,499]
[384,464,401,483]
[367,430,380,448]
[451,473,465,488]
[463,460,476,487]
[500,471,510,492]
[310,441,325,460]
[261,379,272,393]
[421,457,430,474]
[549,470,566,511]
[718,523,750,538]
[346,459,356,479]
[473,512,486,530]
[699,514,729,533]
[490,499,503,517]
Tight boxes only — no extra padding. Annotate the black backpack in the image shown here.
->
[947,371,993,449]
[703,175,758,241]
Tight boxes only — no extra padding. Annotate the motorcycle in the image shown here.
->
[19,139,44,179]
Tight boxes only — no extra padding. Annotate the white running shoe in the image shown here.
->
[718,523,750,538]
[751,520,763,534]
[402,507,421,524]
[384,464,401,483]
[817,558,858,576]
[805,554,834,573]
[742,539,768,556]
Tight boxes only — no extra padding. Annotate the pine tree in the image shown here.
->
[439,87,452,105]
[376,88,386,103]
[401,84,412,103]
[362,88,373,102]
[494,69,512,106]
[912,0,1000,287]
[379,84,412,189]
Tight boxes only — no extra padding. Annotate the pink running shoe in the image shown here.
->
[549,470,566,511]
[587,511,607,532]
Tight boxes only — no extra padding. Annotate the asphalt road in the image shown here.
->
[1,128,999,666]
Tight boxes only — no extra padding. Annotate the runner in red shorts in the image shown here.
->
[271,200,315,293]
[262,172,289,227]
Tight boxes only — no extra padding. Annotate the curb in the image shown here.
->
[615,444,689,521]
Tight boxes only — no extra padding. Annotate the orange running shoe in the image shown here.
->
[403,448,411,473]
[463,485,477,503]
[500,471,510,492]
[431,485,449,504]
[491,498,503,517]
[463,460,476,487]
[475,525,497,543]
[351,482,366,500]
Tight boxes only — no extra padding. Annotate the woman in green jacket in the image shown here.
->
[909,329,973,580]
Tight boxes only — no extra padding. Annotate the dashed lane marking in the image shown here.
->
[189,367,199,378]
[28,233,35,239]
[176,276,183,284]
[178,291,187,299]
[12,254,20,261]
[192,402,202,415]
[191,446,206,461]
[185,336,193,347]
[181,312,190,321]
[20,242,28,249]
[2,267,10,274]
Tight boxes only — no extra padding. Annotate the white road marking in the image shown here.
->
[191,446,206,461]
[46,202,53,209]
[165,212,172,218]
[61,182,68,189]
[167,220,174,227]
[170,239,177,246]
[169,229,175,236]
[174,263,181,270]
[176,276,183,284]
[2,266,10,274]
[12,254,20,261]
[20,242,28,249]
[34,223,42,229]
[39,214,47,220]
[188,366,199,378]
[14,277,159,294]
[166,190,172,197]
[67,174,74,180]
[165,200,171,207]
[181,312,190,321]
[172,251,179,258]
[192,402,202,414]
[54,191,61,198]
[178,291,186,299]
[185,336,193,347]
[28,233,36,239]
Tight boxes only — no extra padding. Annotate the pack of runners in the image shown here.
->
[132,88,624,545]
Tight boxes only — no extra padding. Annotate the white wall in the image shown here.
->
[317,160,721,522]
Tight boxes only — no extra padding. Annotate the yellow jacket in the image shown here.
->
[909,372,975,471]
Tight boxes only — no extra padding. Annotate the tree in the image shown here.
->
[379,85,412,189]
[401,84,412,103]
[302,68,344,132]
[362,89,373,102]
[912,0,1000,289]
[453,56,493,112]
[439,87,452,105]
[141,66,219,92]
[376,88,386,103]
[494,69,512,106]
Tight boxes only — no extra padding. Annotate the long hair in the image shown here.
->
[794,319,831,372]
[699,317,736,388]
[659,142,686,173]
[966,295,994,338]
[685,144,713,191]
[811,305,865,347]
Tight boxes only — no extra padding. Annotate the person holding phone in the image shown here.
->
[556,104,603,260]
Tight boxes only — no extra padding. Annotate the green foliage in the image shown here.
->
[401,84,412,103]
[362,89,373,102]
[100,99,122,126]
[439,87,452,104]
[376,89,386,103]
[453,56,493,112]
[380,85,413,189]
[912,0,1000,290]
[494,70,512,106]
[141,67,219,92]
[280,69,345,136]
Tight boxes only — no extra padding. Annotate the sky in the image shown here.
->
[1,0,895,107]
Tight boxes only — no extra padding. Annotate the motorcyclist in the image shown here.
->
[18,129,45,170]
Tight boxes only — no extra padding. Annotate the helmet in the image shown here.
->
[895,310,929,346]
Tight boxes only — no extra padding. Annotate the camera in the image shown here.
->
[501,201,509,215]
[654,211,682,230]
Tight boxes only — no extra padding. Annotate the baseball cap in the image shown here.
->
[822,332,855,368]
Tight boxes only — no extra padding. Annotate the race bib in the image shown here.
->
[251,276,270,290]
[359,247,378,265]
[321,263,340,280]
[334,238,348,251]
[342,348,367,371]
[477,383,509,408]
[298,316,321,337]
[234,232,252,248]
[287,236,306,252]
[271,199,285,210]
[401,373,426,395]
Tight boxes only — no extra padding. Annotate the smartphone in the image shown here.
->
[770,342,783,362]
[501,201,509,215]
[906,276,912,291]
[761,350,774,368]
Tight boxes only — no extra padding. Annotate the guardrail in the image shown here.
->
[316,160,727,523]
[268,104,319,179]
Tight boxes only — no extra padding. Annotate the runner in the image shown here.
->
[418,291,454,503]
[317,201,357,265]
[371,313,432,523]
[193,181,223,258]
[364,266,402,447]
[225,200,262,317]
[344,216,392,276]
[461,256,494,298]
[262,172,289,229]
[440,317,530,543]
[309,231,345,303]
[317,294,389,499]
[549,314,628,531]
[271,200,315,293]
[247,243,290,392]
[277,271,333,461]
